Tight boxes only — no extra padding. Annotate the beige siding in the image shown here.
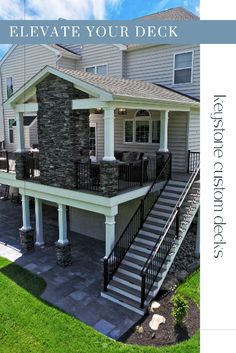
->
[0,74,4,142]
[77,44,122,77]
[89,113,104,160]
[168,112,188,172]
[69,197,141,241]
[1,45,57,151]
[188,109,200,151]
[58,57,77,70]
[29,118,38,147]
[90,109,188,172]
[125,45,200,99]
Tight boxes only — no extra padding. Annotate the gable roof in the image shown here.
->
[136,7,199,20]
[5,65,199,108]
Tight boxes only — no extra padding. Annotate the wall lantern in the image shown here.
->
[118,108,127,115]
[95,108,104,114]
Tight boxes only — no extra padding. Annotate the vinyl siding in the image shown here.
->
[29,118,38,147]
[188,109,200,151]
[0,74,4,142]
[1,45,57,151]
[90,110,188,172]
[168,112,188,172]
[58,57,77,70]
[69,197,141,241]
[76,44,122,77]
[125,45,200,99]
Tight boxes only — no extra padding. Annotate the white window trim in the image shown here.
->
[123,112,160,145]
[173,50,194,85]
[89,122,97,159]
[8,118,15,144]
[6,76,14,99]
[84,63,108,75]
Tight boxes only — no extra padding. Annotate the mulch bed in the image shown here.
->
[123,291,199,347]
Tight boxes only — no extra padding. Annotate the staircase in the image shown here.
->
[102,155,200,315]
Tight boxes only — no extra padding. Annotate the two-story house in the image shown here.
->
[0,7,200,314]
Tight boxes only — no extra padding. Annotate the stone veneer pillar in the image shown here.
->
[15,152,25,180]
[55,242,72,267]
[19,194,34,251]
[36,74,90,189]
[100,161,119,197]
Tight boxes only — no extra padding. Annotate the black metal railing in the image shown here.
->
[118,158,146,192]
[23,154,40,181]
[0,150,9,172]
[187,150,200,173]
[103,152,172,291]
[75,161,100,192]
[140,163,200,308]
[0,150,16,172]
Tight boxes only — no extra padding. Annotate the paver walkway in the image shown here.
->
[0,199,141,339]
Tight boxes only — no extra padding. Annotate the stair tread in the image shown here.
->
[115,271,141,286]
[105,289,142,309]
[128,247,148,258]
[133,240,154,251]
[110,279,140,297]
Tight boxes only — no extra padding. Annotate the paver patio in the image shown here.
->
[0,199,141,339]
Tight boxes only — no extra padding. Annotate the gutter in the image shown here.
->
[0,70,6,144]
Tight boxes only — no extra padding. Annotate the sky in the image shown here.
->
[0,0,199,59]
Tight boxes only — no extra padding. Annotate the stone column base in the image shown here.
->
[55,242,72,267]
[19,228,35,251]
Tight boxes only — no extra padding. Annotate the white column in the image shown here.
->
[105,215,116,256]
[195,208,200,258]
[159,110,169,152]
[15,112,25,152]
[103,107,116,161]
[57,204,68,245]
[35,198,44,246]
[21,194,31,231]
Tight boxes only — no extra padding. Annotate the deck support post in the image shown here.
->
[55,204,72,266]
[35,198,44,246]
[105,215,116,257]
[159,110,169,152]
[19,194,34,250]
[103,107,116,161]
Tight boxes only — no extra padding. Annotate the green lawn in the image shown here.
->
[0,257,200,353]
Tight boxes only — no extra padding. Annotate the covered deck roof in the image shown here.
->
[4,65,199,112]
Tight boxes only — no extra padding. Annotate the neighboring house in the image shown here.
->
[0,7,200,314]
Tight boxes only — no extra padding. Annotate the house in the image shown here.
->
[0,7,200,314]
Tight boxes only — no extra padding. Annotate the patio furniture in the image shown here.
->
[0,184,9,201]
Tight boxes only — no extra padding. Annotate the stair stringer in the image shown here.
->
[148,201,200,302]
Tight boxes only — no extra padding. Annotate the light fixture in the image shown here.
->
[118,108,127,115]
[95,108,104,114]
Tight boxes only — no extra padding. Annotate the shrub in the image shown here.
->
[171,294,189,327]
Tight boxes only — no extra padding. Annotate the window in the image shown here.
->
[89,124,96,156]
[136,121,149,143]
[174,52,193,84]
[85,64,107,75]
[124,110,160,144]
[6,77,13,98]
[8,119,15,143]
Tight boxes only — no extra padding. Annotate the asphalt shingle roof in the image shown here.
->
[54,66,198,105]
[136,7,199,20]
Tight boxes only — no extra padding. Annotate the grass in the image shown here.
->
[0,257,200,353]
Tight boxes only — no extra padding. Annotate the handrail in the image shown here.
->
[140,162,200,307]
[103,152,172,291]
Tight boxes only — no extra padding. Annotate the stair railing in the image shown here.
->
[103,152,172,292]
[140,163,200,308]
